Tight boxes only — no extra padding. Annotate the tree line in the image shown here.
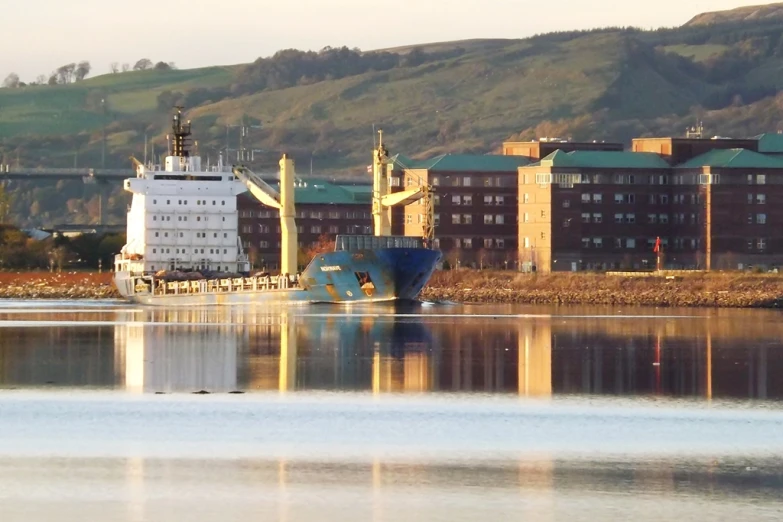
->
[2,58,176,89]
[154,45,463,111]
[0,225,125,270]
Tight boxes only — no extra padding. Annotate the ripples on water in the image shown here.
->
[0,301,782,521]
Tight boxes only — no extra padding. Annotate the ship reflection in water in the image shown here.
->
[0,304,781,400]
[1,304,783,521]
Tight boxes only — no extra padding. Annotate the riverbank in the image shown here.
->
[1,270,783,308]
[420,271,783,308]
[0,272,119,299]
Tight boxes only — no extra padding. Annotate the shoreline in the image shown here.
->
[1,271,782,309]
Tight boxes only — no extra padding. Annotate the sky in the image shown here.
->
[2,0,781,81]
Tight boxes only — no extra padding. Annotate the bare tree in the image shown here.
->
[35,74,46,85]
[75,61,91,81]
[2,72,20,88]
[121,63,130,72]
[48,74,58,86]
[133,58,152,71]
[110,62,119,73]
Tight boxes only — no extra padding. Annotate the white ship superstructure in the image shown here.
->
[115,108,250,276]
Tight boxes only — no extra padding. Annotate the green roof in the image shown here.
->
[240,179,366,205]
[755,133,783,154]
[393,153,529,172]
[533,150,670,169]
[676,148,783,169]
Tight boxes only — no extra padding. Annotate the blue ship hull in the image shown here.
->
[114,246,441,306]
[300,247,442,303]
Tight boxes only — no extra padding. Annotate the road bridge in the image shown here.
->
[0,167,132,181]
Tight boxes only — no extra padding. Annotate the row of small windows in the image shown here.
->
[447,195,507,206]
[151,248,230,254]
[152,199,227,206]
[154,232,229,238]
[525,173,770,186]
[452,238,506,249]
[448,214,506,225]
[239,210,373,220]
[148,265,232,271]
[153,216,228,222]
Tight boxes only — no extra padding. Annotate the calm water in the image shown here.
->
[1,301,782,521]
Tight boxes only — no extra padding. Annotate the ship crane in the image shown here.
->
[371,130,435,242]
[232,155,298,276]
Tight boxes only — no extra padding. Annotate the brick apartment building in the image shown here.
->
[235,134,783,273]
[503,138,623,159]
[391,153,530,267]
[237,180,372,270]
[517,138,783,273]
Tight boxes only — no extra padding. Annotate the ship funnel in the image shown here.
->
[279,154,297,276]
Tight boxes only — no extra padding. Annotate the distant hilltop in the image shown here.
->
[686,2,783,26]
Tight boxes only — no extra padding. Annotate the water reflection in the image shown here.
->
[0,305,782,400]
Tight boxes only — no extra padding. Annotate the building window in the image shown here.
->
[452,195,461,205]
[484,238,493,248]
[463,177,471,187]
[155,232,159,237]
[463,195,473,205]
[463,238,473,249]
[152,248,156,253]
[625,214,635,224]
[581,213,591,224]
[582,237,591,248]
[434,214,440,226]
[564,219,572,228]
[757,194,767,205]
[523,213,529,223]
[524,193,530,203]
[523,237,530,248]
[659,214,669,224]
[757,214,767,225]
[495,196,505,205]
[581,194,590,203]
[758,175,767,185]
[614,213,623,224]
[405,215,413,224]
[593,238,603,248]
[329,226,339,234]
[593,213,602,224]
[495,215,504,225]
[562,200,571,208]
[592,194,603,204]
[484,214,494,225]
[452,214,461,225]
[758,238,768,251]
[484,195,493,205]
[614,193,624,204]
[536,174,552,185]
[463,214,472,225]
[647,214,657,224]
[626,238,636,249]
[311,226,322,234]
[614,238,623,249]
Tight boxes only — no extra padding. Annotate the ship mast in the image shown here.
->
[171,106,192,157]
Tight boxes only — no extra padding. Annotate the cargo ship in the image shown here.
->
[113,108,441,305]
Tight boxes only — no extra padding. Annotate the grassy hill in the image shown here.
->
[4,4,783,226]
[685,2,783,26]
